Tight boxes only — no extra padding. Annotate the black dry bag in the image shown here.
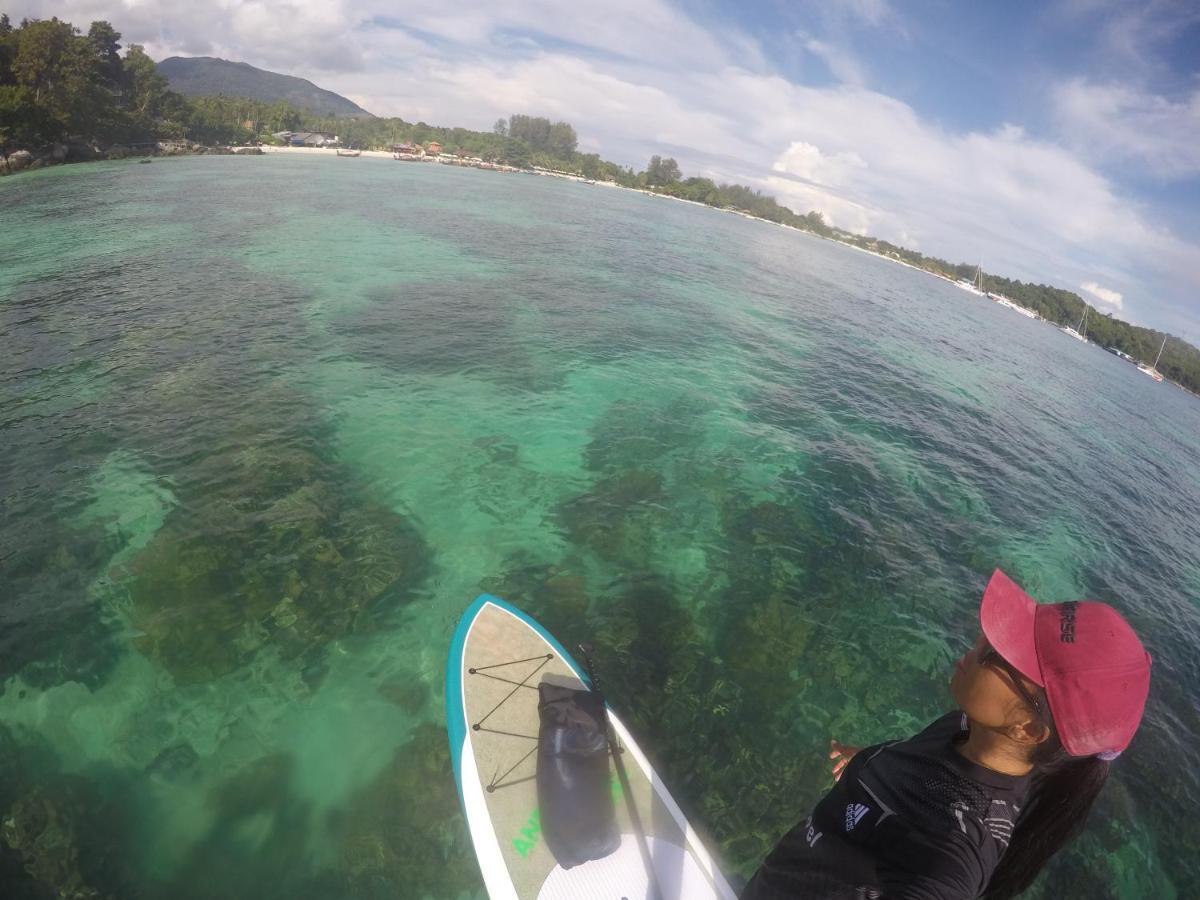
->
[536,682,621,868]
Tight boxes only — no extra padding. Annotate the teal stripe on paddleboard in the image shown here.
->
[445,593,492,799]
[445,593,593,801]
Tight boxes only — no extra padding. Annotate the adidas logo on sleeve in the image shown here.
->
[844,802,870,831]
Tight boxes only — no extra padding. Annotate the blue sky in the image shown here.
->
[20,0,1200,339]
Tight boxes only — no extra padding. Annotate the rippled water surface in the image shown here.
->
[2,155,1198,899]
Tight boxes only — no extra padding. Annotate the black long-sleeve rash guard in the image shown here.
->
[742,711,1032,900]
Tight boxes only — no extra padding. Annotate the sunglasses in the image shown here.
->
[978,639,1044,722]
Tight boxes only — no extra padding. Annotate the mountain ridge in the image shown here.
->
[156,56,374,119]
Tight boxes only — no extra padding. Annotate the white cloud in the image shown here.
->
[1050,2,1200,81]
[1081,281,1125,310]
[839,0,893,26]
[381,3,719,70]
[1097,3,1200,79]
[820,0,897,29]
[802,37,867,86]
[772,141,866,186]
[1052,78,1200,179]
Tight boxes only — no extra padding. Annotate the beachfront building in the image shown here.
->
[392,142,425,161]
[426,141,443,154]
[274,131,339,147]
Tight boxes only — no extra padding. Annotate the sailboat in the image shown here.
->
[956,263,985,296]
[1060,306,1089,342]
[1137,337,1166,382]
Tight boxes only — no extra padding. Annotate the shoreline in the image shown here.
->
[272,145,1189,393]
[8,142,1192,397]
[2,143,1105,320]
[0,141,260,177]
[261,145,393,161]
[0,143,1116,307]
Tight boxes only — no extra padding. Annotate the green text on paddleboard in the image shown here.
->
[512,777,625,858]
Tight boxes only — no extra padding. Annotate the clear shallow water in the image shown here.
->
[1,155,1198,899]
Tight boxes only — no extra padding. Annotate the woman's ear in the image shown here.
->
[1009,718,1051,747]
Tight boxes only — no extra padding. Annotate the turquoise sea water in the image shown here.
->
[1,154,1198,899]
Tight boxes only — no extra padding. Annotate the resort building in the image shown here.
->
[274,131,339,147]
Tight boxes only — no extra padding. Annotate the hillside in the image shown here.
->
[156,56,373,119]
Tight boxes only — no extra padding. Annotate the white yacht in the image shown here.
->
[1137,337,1167,382]
[956,264,985,296]
[991,294,1040,319]
[1060,306,1089,342]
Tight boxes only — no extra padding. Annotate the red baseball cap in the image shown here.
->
[979,568,1151,758]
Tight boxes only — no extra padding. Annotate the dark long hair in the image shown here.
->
[981,731,1110,899]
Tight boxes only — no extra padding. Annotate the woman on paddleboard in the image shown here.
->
[742,569,1152,899]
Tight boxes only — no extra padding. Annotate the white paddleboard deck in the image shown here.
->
[446,594,736,900]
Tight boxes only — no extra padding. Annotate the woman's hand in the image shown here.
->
[829,740,864,781]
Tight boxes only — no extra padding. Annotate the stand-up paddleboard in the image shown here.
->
[446,593,738,900]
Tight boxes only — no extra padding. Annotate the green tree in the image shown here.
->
[183,93,254,144]
[12,17,75,103]
[501,136,531,167]
[121,44,168,123]
[547,120,577,158]
[645,155,681,185]
[0,84,47,149]
[0,14,14,85]
[493,117,507,136]
[264,99,300,132]
[86,20,122,88]
[805,210,830,235]
[576,152,603,179]
[498,114,579,161]
[677,176,720,204]
[509,113,550,150]
[9,17,100,141]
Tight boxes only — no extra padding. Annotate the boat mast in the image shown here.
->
[1153,336,1166,368]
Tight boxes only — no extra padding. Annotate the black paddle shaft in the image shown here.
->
[577,641,601,690]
